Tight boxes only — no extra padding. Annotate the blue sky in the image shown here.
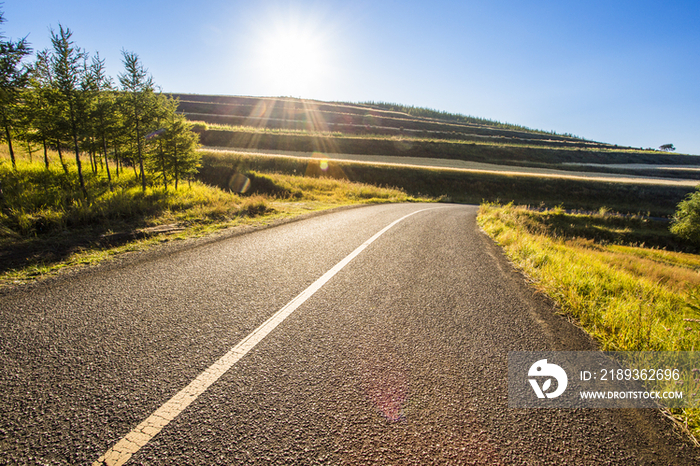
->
[4,0,700,154]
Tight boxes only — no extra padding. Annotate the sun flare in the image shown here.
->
[250,12,334,97]
[265,30,322,74]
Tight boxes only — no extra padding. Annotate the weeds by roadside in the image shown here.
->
[477,203,700,439]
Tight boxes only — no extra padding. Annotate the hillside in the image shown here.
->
[172,94,700,173]
[171,94,700,215]
[172,93,600,146]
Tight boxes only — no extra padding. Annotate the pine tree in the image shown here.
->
[26,49,64,170]
[118,50,154,191]
[0,9,32,170]
[143,93,173,189]
[84,53,117,189]
[49,25,88,197]
[164,114,200,190]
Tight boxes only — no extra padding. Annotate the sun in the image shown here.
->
[265,29,323,76]
[250,11,334,97]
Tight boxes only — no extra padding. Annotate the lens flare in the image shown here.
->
[362,342,409,422]
[229,173,251,193]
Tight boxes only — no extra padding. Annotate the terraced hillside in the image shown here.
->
[172,94,699,170]
[171,94,700,215]
[173,93,603,146]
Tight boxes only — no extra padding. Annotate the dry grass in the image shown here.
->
[478,203,700,438]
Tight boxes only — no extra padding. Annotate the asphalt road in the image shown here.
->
[0,203,697,465]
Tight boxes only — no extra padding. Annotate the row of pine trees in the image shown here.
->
[0,11,200,195]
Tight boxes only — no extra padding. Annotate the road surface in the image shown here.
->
[0,203,697,465]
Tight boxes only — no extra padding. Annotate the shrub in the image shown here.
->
[670,188,700,244]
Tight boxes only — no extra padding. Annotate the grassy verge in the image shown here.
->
[477,203,700,438]
[0,150,423,287]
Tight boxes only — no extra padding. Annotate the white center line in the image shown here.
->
[94,207,437,466]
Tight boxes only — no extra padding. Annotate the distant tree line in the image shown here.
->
[360,101,586,140]
[0,10,199,194]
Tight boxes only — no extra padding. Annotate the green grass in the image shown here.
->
[0,149,422,286]
[502,206,693,251]
[477,203,700,438]
[0,156,263,235]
